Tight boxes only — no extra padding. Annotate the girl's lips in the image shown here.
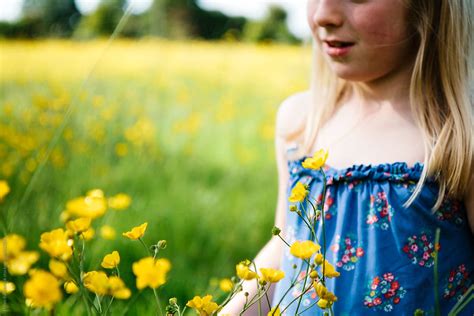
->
[323,41,355,57]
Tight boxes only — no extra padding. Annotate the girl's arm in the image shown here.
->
[218,92,309,315]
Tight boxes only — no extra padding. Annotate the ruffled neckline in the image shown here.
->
[287,156,432,183]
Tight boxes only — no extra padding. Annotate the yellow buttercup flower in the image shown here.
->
[219,278,233,292]
[24,270,62,310]
[79,227,95,240]
[132,257,171,289]
[321,259,340,278]
[49,259,69,280]
[259,268,285,283]
[290,240,321,259]
[0,281,15,295]
[288,182,308,203]
[100,225,116,240]
[101,251,120,269]
[267,307,281,316]
[83,271,109,296]
[66,217,92,234]
[123,222,148,240]
[108,193,132,210]
[313,281,337,310]
[314,253,324,265]
[108,276,131,299]
[186,295,219,316]
[64,281,79,294]
[83,271,131,299]
[236,261,257,280]
[39,228,73,261]
[7,251,39,275]
[0,234,26,262]
[0,180,10,200]
[65,190,107,219]
[302,149,328,170]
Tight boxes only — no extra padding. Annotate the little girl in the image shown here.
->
[220,0,474,315]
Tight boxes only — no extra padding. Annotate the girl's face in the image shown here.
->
[307,0,417,82]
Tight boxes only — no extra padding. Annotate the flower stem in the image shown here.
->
[434,227,441,316]
[138,238,150,256]
[152,288,164,316]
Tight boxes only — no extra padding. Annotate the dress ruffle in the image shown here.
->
[288,157,434,184]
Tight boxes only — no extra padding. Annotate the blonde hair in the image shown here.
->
[300,0,473,211]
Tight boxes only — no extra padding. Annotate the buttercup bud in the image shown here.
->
[289,205,297,212]
[272,226,281,236]
[158,240,167,249]
[169,297,178,305]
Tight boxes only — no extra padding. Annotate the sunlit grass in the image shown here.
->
[0,38,310,313]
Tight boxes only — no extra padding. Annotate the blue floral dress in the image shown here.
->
[271,151,474,315]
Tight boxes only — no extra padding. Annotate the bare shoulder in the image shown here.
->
[275,90,312,141]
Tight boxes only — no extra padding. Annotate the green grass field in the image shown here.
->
[0,39,311,314]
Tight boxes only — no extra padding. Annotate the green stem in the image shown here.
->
[434,228,440,316]
[277,234,291,248]
[138,238,150,256]
[294,262,311,314]
[320,169,327,284]
[152,288,164,316]
[281,282,313,315]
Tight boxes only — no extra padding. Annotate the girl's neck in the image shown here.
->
[345,57,415,116]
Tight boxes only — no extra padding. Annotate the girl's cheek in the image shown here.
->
[352,6,408,44]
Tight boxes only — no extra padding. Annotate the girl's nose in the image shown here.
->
[312,0,344,28]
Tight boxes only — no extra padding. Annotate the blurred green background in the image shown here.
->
[0,0,311,314]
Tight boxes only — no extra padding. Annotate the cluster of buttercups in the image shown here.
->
[0,148,339,315]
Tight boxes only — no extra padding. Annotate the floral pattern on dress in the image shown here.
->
[290,270,317,307]
[366,191,393,230]
[331,234,364,271]
[435,197,464,226]
[315,188,336,220]
[363,273,406,312]
[442,264,472,302]
[402,231,437,268]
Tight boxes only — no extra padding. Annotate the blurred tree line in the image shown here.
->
[0,0,301,44]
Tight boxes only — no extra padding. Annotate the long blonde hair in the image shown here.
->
[300,0,473,211]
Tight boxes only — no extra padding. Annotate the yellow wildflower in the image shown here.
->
[288,182,308,203]
[66,217,92,234]
[108,193,132,210]
[0,281,15,295]
[101,251,120,269]
[268,307,281,316]
[79,227,95,241]
[313,281,337,310]
[322,259,340,278]
[123,222,148,240]
[100,225,116,240]
[0,234,26,262]
[259,268,285,283]
[49,259,69,280]
[0,180,10,200]
[236,261,257,280]
[132,257,171,289]
[24,270,62,310]
[290,240,321,259]
[314,253,324,265]
[64,281,79,294]
[7,251,39,275]
[83,271,109,296]
[219,278,233,292]
[83,272,130,299]
[302,149,329,170]
[39,228,73,261]
[65,190,107,219]
[108,276,131,299]
[186,295,219,316]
